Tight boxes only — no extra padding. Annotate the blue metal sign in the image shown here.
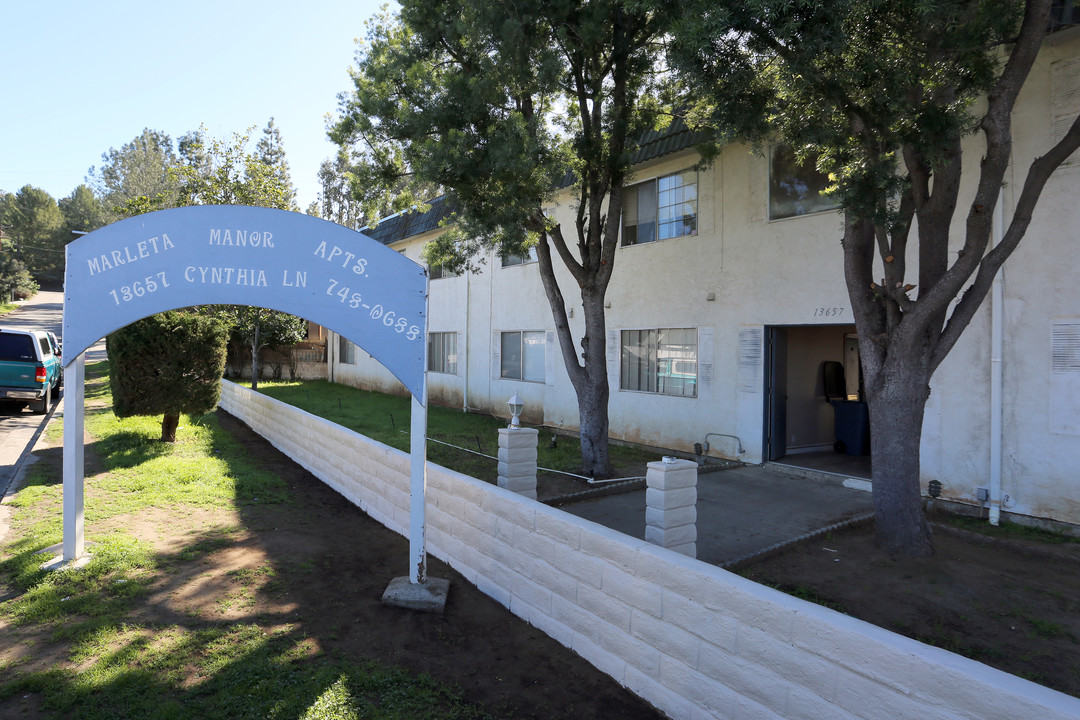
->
[64,205,428,400]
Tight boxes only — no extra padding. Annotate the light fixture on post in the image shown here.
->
[507,393,524,429]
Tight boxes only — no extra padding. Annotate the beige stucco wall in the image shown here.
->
[328,33,1080,527]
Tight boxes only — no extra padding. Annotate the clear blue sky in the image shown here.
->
[1,0,393,211]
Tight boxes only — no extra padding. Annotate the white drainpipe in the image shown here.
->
[328,331,336,384]
[989,190,1005,526]
[463,267,470,412]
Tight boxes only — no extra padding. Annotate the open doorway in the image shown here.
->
[764,325,871,479]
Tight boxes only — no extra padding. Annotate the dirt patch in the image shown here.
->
[734,518,1080,697]
[1,410,661,720]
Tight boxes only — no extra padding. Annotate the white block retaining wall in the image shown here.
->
[218,381,1080,720]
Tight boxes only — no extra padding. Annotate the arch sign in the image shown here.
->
[60,205,433,584]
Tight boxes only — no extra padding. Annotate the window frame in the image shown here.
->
[500,330,545,383]
[501,246,538,267]
[619,327,699,398]
[621,169,698,247]
[338,334,356,365]
[427,331,458,375]
[767,143,841,221]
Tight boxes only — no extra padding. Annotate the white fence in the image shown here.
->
[218,381,1080,720]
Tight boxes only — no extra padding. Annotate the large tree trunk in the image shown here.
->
[161,413,180,443]
[534,233,616,479]
[865,354,934,556]
[576,286,614,478]
[846,215,936,556]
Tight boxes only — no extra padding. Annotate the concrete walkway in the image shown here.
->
[561,463,875,567]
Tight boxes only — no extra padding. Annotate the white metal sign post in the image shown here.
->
[60,206,435,589]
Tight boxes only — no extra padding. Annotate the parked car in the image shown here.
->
[0,328,62,413]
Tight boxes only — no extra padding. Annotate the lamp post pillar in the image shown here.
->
[497,428,538,500]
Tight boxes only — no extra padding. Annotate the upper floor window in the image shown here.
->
[768,144,840,220]
[502,246,538,267]
[429,264,457,280]
[622,170,698,246]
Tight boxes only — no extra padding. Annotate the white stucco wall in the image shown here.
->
[218,380,1080,720]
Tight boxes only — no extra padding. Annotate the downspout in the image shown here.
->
[463,267,470,412]
[329,331,336,384]
[989,189,1004,526]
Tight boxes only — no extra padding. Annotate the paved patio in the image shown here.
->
[560,462,875,567]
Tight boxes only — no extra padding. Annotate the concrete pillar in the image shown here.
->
[497,427,538,500]
[645,458,697,557]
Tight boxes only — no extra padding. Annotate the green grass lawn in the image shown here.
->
[0,362,494,720]
[247,378,656,482]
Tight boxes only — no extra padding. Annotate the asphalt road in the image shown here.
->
[0,290,64,501]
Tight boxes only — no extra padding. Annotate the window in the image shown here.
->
[500,331,545,382]
[768,144,840,220]
[622,170,698,246]
[502,246,537,267]
[428,332,458,374]
[620,328,698,397]
[429,264,456,280]
[0,334,35,362]
[338,335,355,365]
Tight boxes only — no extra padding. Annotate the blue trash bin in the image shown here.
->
[830,400,870,455]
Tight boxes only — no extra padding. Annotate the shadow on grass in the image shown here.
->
[0,504,490,720]
[85,431,174,471]
[0,363,662,720]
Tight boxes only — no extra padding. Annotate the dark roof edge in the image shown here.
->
[367,119,712,246]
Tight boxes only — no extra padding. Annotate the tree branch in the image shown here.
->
[931,111,1080,372]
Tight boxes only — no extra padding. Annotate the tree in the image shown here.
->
[331,1,681,477]
[214,305,308,389]
[169,125,306,389]
[310,154,366,229]
[256,118,297,210]
[667,0,1080,554]
[106,311,228,442]
[174,125,298,211]
[59,184,109,239]
[0,185,65,278]
[88,128,181,216]
[0,255,38,301]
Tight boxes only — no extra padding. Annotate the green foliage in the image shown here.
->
[207,305,308,389]
[0,254,38,300]
[670,0,1023,222]
[106,311,228,420]
[311,153,375,230]
[255,117,296,209]
[331,1,676,265]
[252,379,655,483]
[668,0,1073,554]
[173,123,298,211]
[0,362,489,720]
[0,185,66,278]
[331,0,688,477]
[107,123,308,392]
[88,128,182,218]
[59,184,110,238]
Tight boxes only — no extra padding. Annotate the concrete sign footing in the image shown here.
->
[37,542,94,572]
[381,576,450,613]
